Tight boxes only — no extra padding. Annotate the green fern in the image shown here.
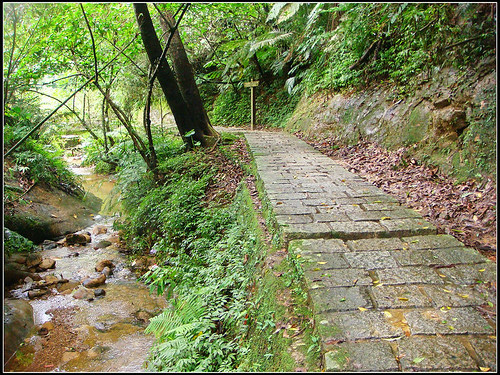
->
[146,293,208,339]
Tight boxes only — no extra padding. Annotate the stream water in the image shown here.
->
[5,157,166,372]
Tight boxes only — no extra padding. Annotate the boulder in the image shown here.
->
[82,232,92,243]
[72,286,95,301]
[94,288,106,297]
[57,280,80,293]
[65,233,90,245]
[25,253,43,268]
[4,262,34,286]
[3,299,34,361]
[3,183,101,244]
[43,275,60,284]
[101,267,112,277]
[131,256,156,272]
[38,258,56,270]
[41,240,57,250]
[95,260,115,272]
[82,274,106,288]
[92,226,108,235]
[8,253,27,264]
[94,240,112,249]
[28,289,49,299]
[107,234,121,244]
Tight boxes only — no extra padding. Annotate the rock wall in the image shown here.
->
[285,57,496,179]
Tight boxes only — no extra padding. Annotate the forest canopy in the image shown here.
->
[3,3,496,178]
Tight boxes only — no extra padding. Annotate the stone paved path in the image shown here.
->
[243,130,497,372]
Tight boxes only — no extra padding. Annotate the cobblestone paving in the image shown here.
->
[243,130,496,372]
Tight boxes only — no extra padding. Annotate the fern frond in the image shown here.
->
[266,3,287,23]
[248,31,294,56]
[306,3,323,30]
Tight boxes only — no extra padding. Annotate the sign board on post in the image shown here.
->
[244,80,259,130]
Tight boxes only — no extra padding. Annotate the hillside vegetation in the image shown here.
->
[3,3,496,371]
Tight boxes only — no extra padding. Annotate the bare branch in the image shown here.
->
[26,89,100,140]
[4,32,140,157]
[80,3,99,83]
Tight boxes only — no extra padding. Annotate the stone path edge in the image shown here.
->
[241,130,496,372]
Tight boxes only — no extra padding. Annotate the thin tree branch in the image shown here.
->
[80,3,99,83]
[101,35,147,75]
[26,89,100,140]
[4,4,18,105]
[4,33,140,157]
[445,34,492,50]
[93,80,148,155]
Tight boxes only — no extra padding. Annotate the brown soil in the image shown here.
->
[4,307,84,372]
[295,133,497,262]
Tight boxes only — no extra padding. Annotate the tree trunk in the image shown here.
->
[134,3,217,148]
[159,13,218,146]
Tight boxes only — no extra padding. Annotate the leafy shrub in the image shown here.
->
[141,185,264,371]
[4,102,79,191]
[211,87,250,126]
[4,227,37,256]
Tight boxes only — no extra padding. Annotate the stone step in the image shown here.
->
[243,130,496,372]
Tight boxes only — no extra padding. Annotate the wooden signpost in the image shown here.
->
[244,80,259,130]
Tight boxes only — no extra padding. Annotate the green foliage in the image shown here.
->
[137,184,265,371]
[4,101,79,191]
[3,227,37,256]
[261,3,496,95]
[257,80,301,128]
[211,87,249,126]
[13,140,77,188]
[211,80,300,128]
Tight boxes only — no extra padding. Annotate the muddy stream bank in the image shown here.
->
[4,157,166,372]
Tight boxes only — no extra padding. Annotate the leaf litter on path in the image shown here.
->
[296,133,496,262]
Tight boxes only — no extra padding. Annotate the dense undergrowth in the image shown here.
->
[3,104,83,256]
[4,105,80,194]
[111,132,319,371]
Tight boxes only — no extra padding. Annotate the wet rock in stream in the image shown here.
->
[95,259,115,272]
[100,267,112,277]
[28,289,49,299]
[3,299,35,361]
[42,240,57,250]
[38,258,56,271]
[92,226,107,235]
[65,232,91,246]
[4,214,167,372]
[94,288,106,297]
[72,286,95,301]
[26,253,43,268]
[94,240,112,249]
[82,274,106,288]
[4,262,37,287]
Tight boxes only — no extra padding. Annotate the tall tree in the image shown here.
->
[159,11,216,138]
[133,3,218,148]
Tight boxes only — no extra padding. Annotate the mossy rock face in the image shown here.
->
[3,299,34,361]
[4,213,53,244]
[284,61,496,181]
[4,185,101,244]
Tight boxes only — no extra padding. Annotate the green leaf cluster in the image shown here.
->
[3,227,37,256]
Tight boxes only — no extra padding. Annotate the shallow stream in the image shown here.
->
[5,159,166,372]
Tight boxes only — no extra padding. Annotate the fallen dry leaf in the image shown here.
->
[296,133,497,262]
